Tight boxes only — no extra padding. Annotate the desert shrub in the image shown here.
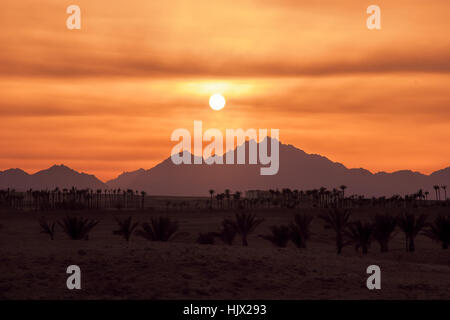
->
[214,219,237,245]
[397,211,428,252]
[39,216,56,240]
[345,221,374,254]
[372,213,397,252]
[136,216,179,241]
[289,213,313,249]
[58,216,99,240]
[260,225,290,247]
[196,232,215,245]
[228,212,264,246]
[113,216,139,242]
[319,208,351,254]
[423,215,450,249]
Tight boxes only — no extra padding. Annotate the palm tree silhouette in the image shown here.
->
[319,208,351,254]
[340,185,347,196]
[39,217,56,240]
[209,189,215,209]
[96,189,102,208]
[225,189,231,209]
[136,216,179,241]
[319,187,326,207]
[372,213,397,252]
[423,215,450,249]
[441,185,447,200]
[228,212,264,246]
[233,191,241,208]
[397,211,427,252]
[345,221,374,254]
[113,216,139,242]
[58,216,99,240]
[433,185,440,201]
[416,189,424,205]
[216,193,224,209]
[290,213,313,249]
[141,191,146,209]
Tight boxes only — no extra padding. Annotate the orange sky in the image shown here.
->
[1,0,449,181]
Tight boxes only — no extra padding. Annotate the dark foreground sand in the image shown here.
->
[0,207,449,299]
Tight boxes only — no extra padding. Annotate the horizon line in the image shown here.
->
[0,137,448,184]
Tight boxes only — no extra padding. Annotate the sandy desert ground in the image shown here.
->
[0,206,449,300]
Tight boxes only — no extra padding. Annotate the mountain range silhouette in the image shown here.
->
[0,139,448,197]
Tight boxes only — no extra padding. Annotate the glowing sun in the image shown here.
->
[209,94,226,111]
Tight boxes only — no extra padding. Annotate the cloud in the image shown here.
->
[2,1,450,79]
[2,47,450,79]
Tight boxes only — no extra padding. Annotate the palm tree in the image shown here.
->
[416,189,424,205]
[331,188,338,206]
[289,213,313,248]
[260,225,290,247]
[372,213,397,252]
[319,187,326,207]
[39,217,56,240]
[225,189,231,209]
[140,191,146,209]
[216,193,225,209]
[433,185,440,201]
[113,216,139,242]
[269,189,275,201]
[136,216,179,241]
[228,212,264,246]
[58,216,99,240]
[441,185,447,200]
[209,189,215,209]
[423,215,450,249]
[340,185,347,198]
[397,211,428,252]
[112,189,117,207]
[233,191,242,209]
[345,221,374,254]
[96,189,102,208]
[319,208,351,254]
[127,189,134,208]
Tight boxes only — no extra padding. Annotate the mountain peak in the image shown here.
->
[0,141,448,197]
[0,164,105,190]
[105,140,450,197]
[48,164,73,171]
[1,168,29,175]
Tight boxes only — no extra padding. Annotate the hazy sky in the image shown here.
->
[1,0,449,181]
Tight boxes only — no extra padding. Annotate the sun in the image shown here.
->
[209,94,226,111]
